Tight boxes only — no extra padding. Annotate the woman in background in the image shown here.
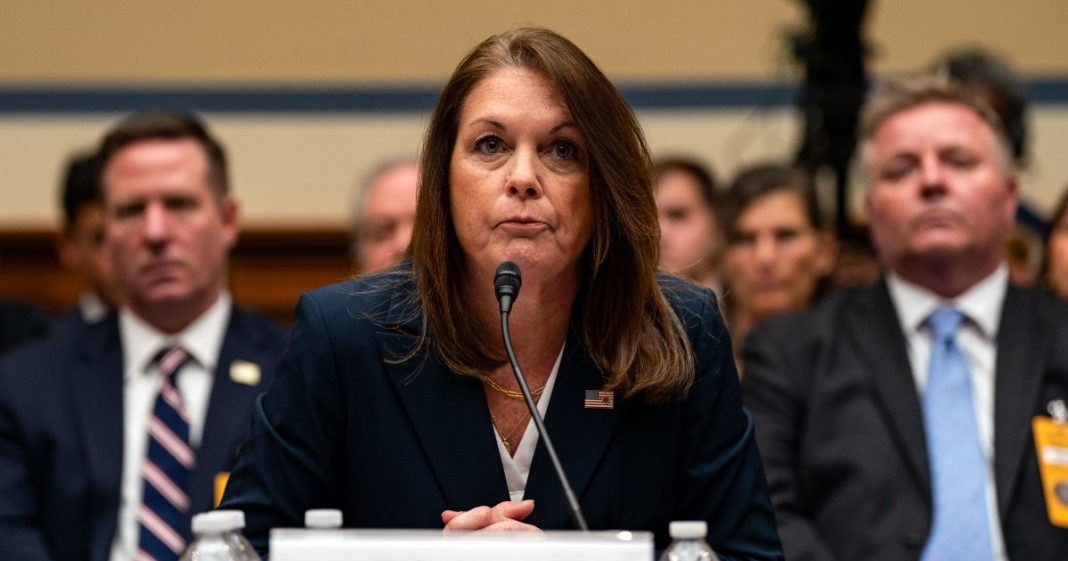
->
[1042,187,1068,300]
[719,164,836,369]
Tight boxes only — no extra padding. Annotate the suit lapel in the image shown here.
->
[377,329,510,511]
[194,308,273,513]
[524,331,618,529]
[993,287,1046,518]
[852,283,931,494]
[71,316,125,561]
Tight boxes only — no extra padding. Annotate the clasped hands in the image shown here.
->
[441,499,542,533]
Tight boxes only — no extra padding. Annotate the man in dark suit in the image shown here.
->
[0,111,288,561]
[742,75,1068,561]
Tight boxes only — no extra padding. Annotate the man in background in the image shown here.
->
[0,111,288,561]
[653,158,722,294]
[348,158,419,274]
[56,150,119,325]
[743,76,1068,560]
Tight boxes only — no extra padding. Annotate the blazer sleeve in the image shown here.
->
[219,293,347,555]
[0,363,54,561]
[677,291,784,561]
[742,318,839,561]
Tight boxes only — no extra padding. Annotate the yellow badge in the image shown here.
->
[229,360,261,386]
[1033,399,1068,528]
[214,471,230,508]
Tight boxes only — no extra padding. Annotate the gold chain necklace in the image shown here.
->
[484,377,546,401]
[489,409,530,455]
[484,377,546,455]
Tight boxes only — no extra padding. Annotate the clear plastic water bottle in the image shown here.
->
[179,510,261,561]
[305,508,343,529]
[217,510,260,561]
[659,520,719,561]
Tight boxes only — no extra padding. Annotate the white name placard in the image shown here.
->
[270,528,653,561]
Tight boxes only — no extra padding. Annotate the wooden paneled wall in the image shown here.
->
[0,227,354,324]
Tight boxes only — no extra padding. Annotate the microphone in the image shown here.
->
[494,261,521,314]
[493,262,589,532]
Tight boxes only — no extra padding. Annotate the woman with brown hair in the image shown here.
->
[1042,187,1068,300]
[719,164,836,369]
[221,27,781,559]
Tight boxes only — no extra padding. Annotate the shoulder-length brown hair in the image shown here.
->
[409,27,694,403]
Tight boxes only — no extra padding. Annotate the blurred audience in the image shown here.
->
[829,225,882,289]
[719,163,835,367]
[349,158,419,274]
[1042,187,1068,300]
[653,158,722,293]
[55,150,119,326]
[1006,224,1042,287]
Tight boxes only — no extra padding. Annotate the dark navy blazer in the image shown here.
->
[220,271,783,560]
[0,307,288,561]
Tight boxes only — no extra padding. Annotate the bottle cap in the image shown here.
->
[668,520,708,539]
[192,512,233,534]
[214,509,246,530]
[305,509,343,528]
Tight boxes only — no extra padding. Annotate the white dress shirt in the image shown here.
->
[108,293,232,561]
[886,266,1008,561]
[493,344,564,502]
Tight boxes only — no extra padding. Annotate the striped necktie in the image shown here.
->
[920,308,995,561]
[138,346,196,561]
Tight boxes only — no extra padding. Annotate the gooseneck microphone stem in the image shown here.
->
[493,261,588,532]
[500,309,589,532]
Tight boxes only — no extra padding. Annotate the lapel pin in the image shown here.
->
[229,360,261,386]
[584,389,614,410]
[1049,399,1068,423]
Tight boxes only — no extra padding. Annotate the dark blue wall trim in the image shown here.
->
[0,78,1066,114]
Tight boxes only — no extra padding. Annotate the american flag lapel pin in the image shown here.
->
[584,389,614,410]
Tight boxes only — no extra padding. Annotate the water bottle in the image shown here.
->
[179,510,261,561]
[305,508,343,529]
[217,510,260,561]
[659,520,719,561]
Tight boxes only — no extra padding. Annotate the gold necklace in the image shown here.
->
[489,409,530,455]
[484,377,545,401]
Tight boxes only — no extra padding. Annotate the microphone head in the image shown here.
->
[494,261,522,304]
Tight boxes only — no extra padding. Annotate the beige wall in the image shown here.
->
[2,0,1067,228]
[1,1,805,82]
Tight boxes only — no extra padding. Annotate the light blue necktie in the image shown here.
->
[920,308,995,561]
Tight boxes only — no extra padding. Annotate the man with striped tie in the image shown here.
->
[742,75,1068,560]
[0,111,288,561]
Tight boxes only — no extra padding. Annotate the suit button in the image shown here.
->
[904,531,924,550]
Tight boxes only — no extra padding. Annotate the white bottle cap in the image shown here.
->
[305,509,343,528]
[668,520,708,539]
[214,509,246,530]
[192,512,233,534]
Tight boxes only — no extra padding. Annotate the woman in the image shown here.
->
[1042,187,1068,299]
[654,158,722,294]
[220,28,781,560]
[719,164,835,368]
